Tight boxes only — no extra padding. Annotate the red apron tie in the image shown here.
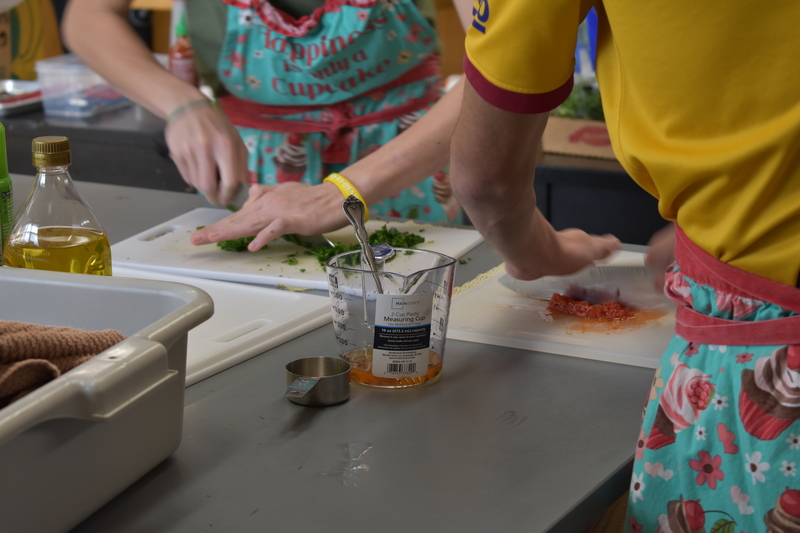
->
[671,225,800,346]
[219,55,442,165]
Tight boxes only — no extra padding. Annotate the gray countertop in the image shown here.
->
[10,173,205,243]
[9,174,654,533]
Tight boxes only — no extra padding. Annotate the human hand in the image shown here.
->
[504,226,621,281]
[190,181,350,251]
[165,101,249,207]
[644,223,676,291]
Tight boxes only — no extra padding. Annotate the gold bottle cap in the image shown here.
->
[32,136,71,167]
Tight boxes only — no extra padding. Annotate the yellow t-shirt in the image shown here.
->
[465,0,800,286]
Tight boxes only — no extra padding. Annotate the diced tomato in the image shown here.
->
[548,292,633,320]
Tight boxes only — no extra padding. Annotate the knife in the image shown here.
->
[223,178,252,212]
[281,233,335,250]
[498,263,669,309]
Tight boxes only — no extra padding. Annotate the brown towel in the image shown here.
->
[0,321,126,408]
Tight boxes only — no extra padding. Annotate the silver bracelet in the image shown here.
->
[166,98,219,124]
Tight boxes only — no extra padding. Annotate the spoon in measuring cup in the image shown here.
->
[341,195,383,294]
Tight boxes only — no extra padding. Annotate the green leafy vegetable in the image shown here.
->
[552,80,604,121]
[216,224,427,268]
[309,242,360,267]
[368,224,425,248]
[216,235,256,252]
[195,225,259,252]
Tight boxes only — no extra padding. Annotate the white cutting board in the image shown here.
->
[111,208,483,290]
[113,266,332,386]
[447,252,676,369]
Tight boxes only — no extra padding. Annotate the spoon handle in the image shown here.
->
[342,195,383,293]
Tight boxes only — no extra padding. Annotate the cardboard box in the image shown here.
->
[0,267,213,533]
[539,116,625,172]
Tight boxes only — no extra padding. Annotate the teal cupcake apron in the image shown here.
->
[626,226,800,532]
[218,0,461,223]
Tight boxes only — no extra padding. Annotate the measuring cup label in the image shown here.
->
[371,293,433,378]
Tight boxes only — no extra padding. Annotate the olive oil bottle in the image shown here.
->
[3,136,112,275]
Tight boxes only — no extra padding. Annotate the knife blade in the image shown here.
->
[498,263,669,309]
[281,233,335,250]
[223,177,252,212]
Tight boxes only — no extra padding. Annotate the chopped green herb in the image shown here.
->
[368,224,425,248]
[200,225,261,252]
[217,235,256,252]
[217,224,427,267]
[310,242,360,267]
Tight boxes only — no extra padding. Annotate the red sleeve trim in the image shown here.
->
[463,56,574,114]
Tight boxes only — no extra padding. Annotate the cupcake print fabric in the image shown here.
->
[626,227,800,532]
[217,0,462,224]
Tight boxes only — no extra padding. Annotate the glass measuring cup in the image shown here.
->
[326,247,456,388]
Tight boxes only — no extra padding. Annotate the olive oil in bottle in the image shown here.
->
[3,136,112,275]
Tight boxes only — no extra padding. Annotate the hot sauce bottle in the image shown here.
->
[168,12,198,87]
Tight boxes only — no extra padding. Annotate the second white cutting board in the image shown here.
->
[112,208,484,290]
[447,252,676,369]
[113,266,332,386]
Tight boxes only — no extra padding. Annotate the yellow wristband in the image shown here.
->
[167,98,220,124]
[324,172,369,221]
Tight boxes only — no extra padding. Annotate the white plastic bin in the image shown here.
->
[0,267,213,533]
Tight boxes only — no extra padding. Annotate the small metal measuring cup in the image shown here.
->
[285,357,351,406]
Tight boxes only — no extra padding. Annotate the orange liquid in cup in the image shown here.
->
[343,347,443,388]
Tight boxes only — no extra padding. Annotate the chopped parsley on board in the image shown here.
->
[216,224,427,267]
[216,235,256,252]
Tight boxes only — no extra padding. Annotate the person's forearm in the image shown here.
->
[340,79,464,205]
[450,82,556,277]
[62,0,206,119]
[332,0,473,205]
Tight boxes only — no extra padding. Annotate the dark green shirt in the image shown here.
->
[185,0,438,95]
